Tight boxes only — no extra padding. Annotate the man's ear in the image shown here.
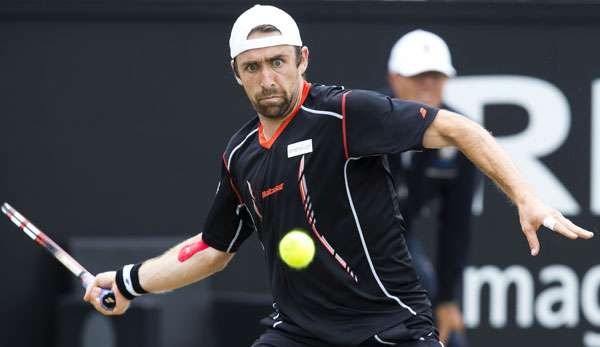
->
[298,46,309,76]
[231,60,243,86]
[388,72,405,99]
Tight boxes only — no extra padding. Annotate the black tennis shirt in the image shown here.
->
[203,82,439,346]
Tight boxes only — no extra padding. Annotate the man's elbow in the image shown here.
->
[213,255,232,272]
[206,248,234,273]
[438,110,487,144]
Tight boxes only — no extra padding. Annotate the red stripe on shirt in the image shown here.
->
[341,91,351,160]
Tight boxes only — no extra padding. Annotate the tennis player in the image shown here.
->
[84,5,593,347]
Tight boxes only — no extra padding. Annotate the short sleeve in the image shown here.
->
[342,90,438,157]
[202,160,254,253]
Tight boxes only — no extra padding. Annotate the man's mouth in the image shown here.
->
[259,96,282,102]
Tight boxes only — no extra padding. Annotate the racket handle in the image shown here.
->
[97,288,117,311]
[81,272,116,311]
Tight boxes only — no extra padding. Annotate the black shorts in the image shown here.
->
[251,324,442,347]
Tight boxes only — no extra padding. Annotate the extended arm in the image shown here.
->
[423,109,593,255]
[83,233,233,315]
[138,233,233,292]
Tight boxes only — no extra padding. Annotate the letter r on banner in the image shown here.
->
[445,75,580,215]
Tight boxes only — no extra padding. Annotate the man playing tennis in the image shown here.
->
[84,5,593,347]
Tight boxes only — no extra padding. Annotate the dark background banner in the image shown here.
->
[1,1,599,346]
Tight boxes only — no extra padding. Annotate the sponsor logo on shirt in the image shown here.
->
[287,139,313,158]
[419,107,427,119]
[262,183,284,199]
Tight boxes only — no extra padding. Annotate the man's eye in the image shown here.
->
[247,64,258,72]
[272,59,283,68]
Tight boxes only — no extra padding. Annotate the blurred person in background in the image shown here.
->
[385,29,478,347]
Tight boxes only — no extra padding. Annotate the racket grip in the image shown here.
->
[81,272,116,311]
[97,288,117,311]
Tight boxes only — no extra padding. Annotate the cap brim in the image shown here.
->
[397,64,456,78]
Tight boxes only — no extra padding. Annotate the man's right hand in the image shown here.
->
[83,271,131,315]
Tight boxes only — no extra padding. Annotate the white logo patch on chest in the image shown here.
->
[287,139,313,158]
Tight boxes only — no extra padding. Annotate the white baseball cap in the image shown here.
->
[229,5,302,59]
[388,29,456,77]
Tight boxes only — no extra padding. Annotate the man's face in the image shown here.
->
[388,71,448,108]
[233,32,308,119]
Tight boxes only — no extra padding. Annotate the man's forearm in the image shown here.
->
[430,111,534,206]
[461,125,531,205]
[138,233,233,293]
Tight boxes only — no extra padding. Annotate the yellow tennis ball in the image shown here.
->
[278,230,315,269]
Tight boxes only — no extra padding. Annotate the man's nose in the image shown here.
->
[259,68,276,89]
[419,75,437,88]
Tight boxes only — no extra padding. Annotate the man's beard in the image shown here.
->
[253,87,295,119]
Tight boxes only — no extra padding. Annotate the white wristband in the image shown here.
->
[123,264,143,297]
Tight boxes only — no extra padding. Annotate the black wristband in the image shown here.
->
[115,267,136,300]
[115,263,147,300]
[130,263,148,295]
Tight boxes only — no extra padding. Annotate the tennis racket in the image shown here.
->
[1,202,116,311]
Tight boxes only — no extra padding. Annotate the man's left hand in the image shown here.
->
[518,195,594,256]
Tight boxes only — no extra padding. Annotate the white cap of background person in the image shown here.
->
[229,5,303,59]
[388,29,456,77]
